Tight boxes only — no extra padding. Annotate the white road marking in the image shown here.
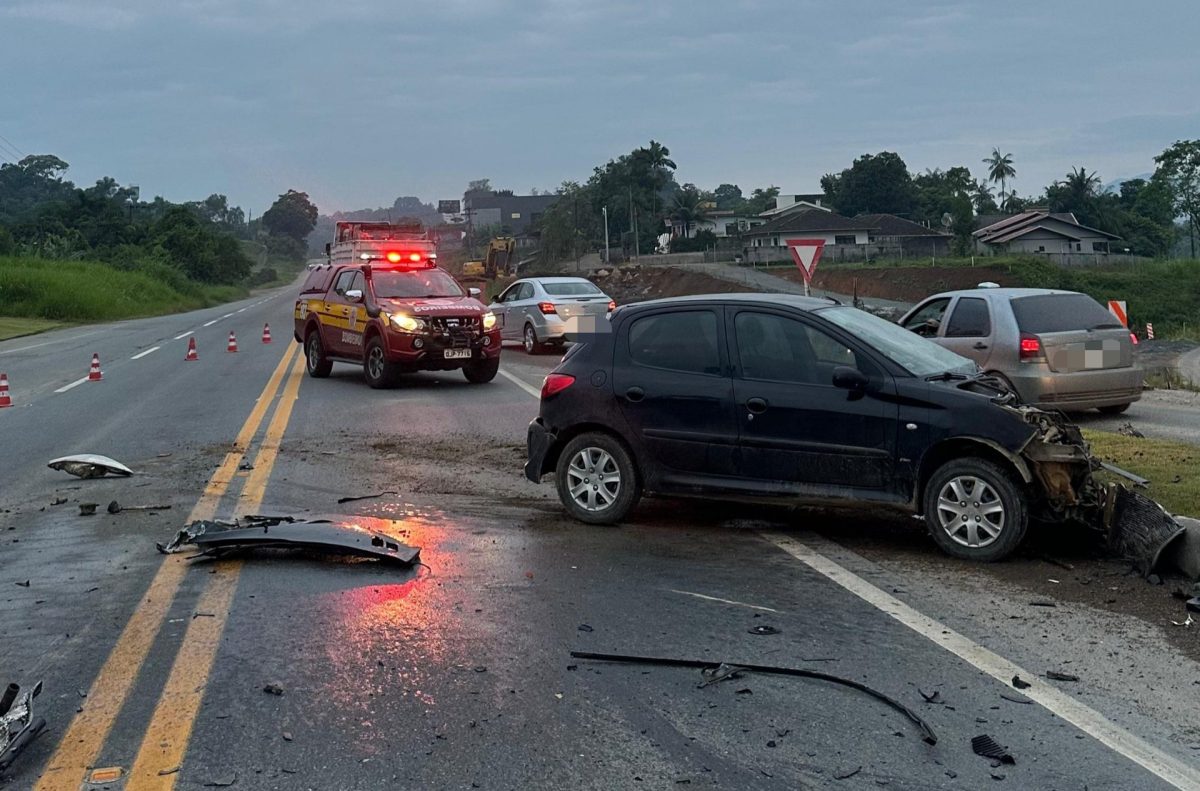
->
[130,346,160,360]
[237,308,246,313]
[668,589,779,613]
[173,331,194,340]
[221,312,235,319]
[760,532,1200,791]
[202,320,219,327]
[54,376,90,393]
[499,368,542,399]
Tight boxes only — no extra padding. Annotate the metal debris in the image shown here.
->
[1100,461,1149,488]
[1045,671,1080,682]
[570,650,937,745]
[47,454,133,479]
[336,490,398,504]
[972,734,1016,765]
[78,503,98,516]
[157,515,420,566]
[108,501,172,514]
[747,625,780,636]
[0,680,46,772]
[263,683,284,696]
[1116,422,1145,439]
[1011,675,1031,690]
[697,664,747,688]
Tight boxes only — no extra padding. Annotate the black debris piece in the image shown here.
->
[918,689,943,704]
[698,664,747,688]
[14,581,29,588]
[747,625,780,636]
[577,624,594,632]
[238,462,254,471]
[972,734,1016,765]
[263,683,284,696]
[570,650,937,745]
[1028,601,1057,608]
[0,680,46,772]
[999,693,1032,705]
[834,766,862,780]
[734,688,753,695]
[1045,671,1080,682]
[108,501,172,514]
[1106,488,1187,578]
[1011,675,1031,690]
[78,503,98,516]
[336,490,398,504]
[157,515,420,567]
[50,497,67,506]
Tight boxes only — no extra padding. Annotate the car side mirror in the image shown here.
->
[468,287,482,299]
[832,366,868,393]
[345,289,363,302]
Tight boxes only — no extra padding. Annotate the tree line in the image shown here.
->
[0,154,320,285]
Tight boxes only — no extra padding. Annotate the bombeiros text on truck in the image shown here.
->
[294,221,502,388]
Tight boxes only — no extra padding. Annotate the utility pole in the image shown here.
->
[602,206,610,266]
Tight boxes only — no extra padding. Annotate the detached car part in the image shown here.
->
[157,515,420,566]
[0,680,45,772]
[48,454,133,479]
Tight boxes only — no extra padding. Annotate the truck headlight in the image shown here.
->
[390,313,425,332]
[482,311,497,331]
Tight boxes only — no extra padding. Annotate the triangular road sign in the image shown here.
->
[785,238,825,284]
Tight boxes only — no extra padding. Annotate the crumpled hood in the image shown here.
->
[380,296,485,315]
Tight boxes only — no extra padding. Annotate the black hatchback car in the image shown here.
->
[525,293,1099,562]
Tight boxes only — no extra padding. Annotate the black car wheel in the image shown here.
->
[463,355,500,384]
[363,336,400,389]
[305,331,332,378]
[523,324,544,355]
[555,432,640,525]
[923,457,1028,562]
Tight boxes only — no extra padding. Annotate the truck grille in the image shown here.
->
[427,316,480,348]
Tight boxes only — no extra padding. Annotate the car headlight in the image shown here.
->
[482,311,497,331]
[390,313,425,332]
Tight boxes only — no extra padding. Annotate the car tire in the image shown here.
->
[1098,402,1131,415]
[305,330,332,378]
[555,432,641,525]
[523,323,545,355]
[363,336,401,389]
[922,457,1028,562]
[463,355,500,384]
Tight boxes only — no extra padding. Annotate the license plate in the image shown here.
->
[443,349,471,360]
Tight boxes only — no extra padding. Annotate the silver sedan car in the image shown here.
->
[899,286,1143,413]
[490,277,615,354]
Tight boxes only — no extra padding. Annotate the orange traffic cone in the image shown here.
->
[0,373,12,408]
[185,336,199,361]
[88,353,103,382]
[262,323,272,344]
[226,332,238,353]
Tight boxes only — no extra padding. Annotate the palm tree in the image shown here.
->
[1060,166,1102,204]
[670,187,709,238]
[983,149,1017,210]
[971,182,996,213]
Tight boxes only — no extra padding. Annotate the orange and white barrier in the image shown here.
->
[0,373,11,408]
[88,353,103,382]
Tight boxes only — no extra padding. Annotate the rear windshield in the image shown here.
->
[1010,294,1122,333]
[542,281,602,296]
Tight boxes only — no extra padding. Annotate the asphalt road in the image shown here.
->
[2,292,1199,790]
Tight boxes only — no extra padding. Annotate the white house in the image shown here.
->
[974,210,1120,255]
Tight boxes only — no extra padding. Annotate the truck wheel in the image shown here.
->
[363,336,400,389]
[523,324,545,355]
[463,355,500,384]
[555,432,641,525]
[923,457,1028,562]
[305,331,332,378]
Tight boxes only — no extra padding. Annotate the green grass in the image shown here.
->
[0,255,245,323]
[1083,430,1200,517]
[0,316,64,341]
[239,241,308,288]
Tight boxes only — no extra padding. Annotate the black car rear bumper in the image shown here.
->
[525,419,554,483]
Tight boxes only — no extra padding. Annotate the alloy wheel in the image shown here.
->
[935,475,1005,548]
[367,345,385,380]
[566,447,621,512]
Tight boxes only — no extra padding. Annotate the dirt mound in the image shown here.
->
[777,265,1017,303]
[591,266,757,305]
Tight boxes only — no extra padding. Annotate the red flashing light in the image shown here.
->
[1019,334,1042,360]
[386,251,403,263]
[409,252,422,262]
[1129,332,1139,346]
[538,302,557,315]
[607,300,617,312]
[541,373,575,399]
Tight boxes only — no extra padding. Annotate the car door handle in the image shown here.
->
[746,397,769,414]
[972,342,988,350]
[624,387,645,403]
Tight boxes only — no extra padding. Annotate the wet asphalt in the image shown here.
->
[0,293,1195,790]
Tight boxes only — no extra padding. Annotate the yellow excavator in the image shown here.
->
[462,237,516,280]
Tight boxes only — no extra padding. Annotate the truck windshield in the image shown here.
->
[372,269,464,299]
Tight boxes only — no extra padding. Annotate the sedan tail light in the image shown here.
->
[1018,333,1043,361]
[538,302,558,315]
[541,373,575,398]
[607,300,617,312]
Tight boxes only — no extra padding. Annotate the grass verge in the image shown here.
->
[0,255,245,323]
[1083,429,1200,516]
[0,316,65,341]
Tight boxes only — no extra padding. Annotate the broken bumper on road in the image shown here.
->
[525,419,554,483]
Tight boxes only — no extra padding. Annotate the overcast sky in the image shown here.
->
[2,0,1198,215]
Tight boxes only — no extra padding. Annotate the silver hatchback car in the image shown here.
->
[490,277,615,354]
[899,287,1143,413]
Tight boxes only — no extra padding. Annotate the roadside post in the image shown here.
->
[785,238,825,297]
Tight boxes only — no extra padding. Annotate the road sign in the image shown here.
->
[438,200,461,215]
[785,238,825,285]
[1107,300,1128,327]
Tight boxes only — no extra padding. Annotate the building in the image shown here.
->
[973,210,1120,255]
[665,209,767,239]
[741,208,951,259]
[463,192,558,236]
[758,193,829,219]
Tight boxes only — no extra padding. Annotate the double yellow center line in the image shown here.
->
[36,344,307,791]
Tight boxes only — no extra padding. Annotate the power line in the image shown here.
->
[0,133,25,158]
